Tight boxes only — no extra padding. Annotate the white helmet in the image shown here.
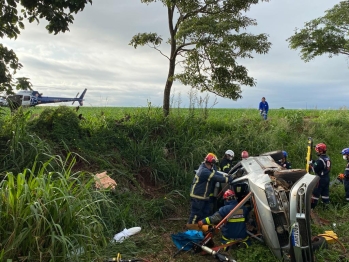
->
[225,150,235,158]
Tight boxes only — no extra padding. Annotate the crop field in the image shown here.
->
[1,105,349,261]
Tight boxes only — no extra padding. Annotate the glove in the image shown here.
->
[307,160,313,165]
[198,220,204,228]
[338,173,345,180]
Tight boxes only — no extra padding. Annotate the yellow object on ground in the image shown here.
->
[186,224,209,232]
[319,231,338,244]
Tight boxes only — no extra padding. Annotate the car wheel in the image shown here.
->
[273,169,307,183]
[260,150,284,162]
[312,236,328,251]
[274,177,290,189]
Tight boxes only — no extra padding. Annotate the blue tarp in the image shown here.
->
[171,230,204,251]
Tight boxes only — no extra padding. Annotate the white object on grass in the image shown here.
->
[113,227,141,243]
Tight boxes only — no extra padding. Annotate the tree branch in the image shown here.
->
[147,44,170,60]
[175,42,196,55]
[338,50,349,56]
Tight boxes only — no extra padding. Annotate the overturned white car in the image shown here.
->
[228,151,321,262]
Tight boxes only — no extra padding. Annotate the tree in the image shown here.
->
[0,0,92,94]
[130,0,271,116]
[287,1,349,62]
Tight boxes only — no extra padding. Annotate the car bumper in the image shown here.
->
[289,173,319,262]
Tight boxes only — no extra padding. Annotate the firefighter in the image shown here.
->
[340,148,349,203]
[277,151,291,169]
[310,143,331,209]
[220,149,235,173]
[198,189,250,249]
[188,153,233,224]
[209,149,235,213]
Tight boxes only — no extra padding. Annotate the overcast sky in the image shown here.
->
[2,0,347,109]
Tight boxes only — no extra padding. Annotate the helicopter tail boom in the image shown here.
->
[78,89,87,106]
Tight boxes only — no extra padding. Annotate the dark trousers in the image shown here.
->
[344,179,349,202]
[311,176,330,209]
[188,198,211,224]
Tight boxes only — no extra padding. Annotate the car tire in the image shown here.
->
[273,169,307,183]
[274,177,290,189]
[260,150,284,162]
[312,236,328,251]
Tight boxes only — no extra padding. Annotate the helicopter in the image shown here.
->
[1,89,87,110]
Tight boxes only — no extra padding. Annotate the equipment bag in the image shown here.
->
[171,230,204,251]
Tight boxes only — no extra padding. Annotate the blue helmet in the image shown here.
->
[341,148,349,155]
[282,151,288,158]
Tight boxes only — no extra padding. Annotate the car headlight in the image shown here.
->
[265,182,278,210]
[297,186,306,196]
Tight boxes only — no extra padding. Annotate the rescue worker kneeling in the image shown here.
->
[198,189,251,250]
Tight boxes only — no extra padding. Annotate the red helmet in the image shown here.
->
[223,189,235,200]
[241,151,249,159]
[205,153,218,164]
[315,143,327,153]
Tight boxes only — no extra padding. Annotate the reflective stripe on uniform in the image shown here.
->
[190,174,201,198]
[226,209,245,222]
[203,171,215,198]
[205,217,212,225]
[322,196,329,199]
[190,171,215,200]
[190,169,228,199]
[221,235,250,250]
[312,196,319,200]
[227,217,245,222]
[222,163,230,172]
[189,215,197,224]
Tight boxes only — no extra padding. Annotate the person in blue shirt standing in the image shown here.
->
[259,97,269,120]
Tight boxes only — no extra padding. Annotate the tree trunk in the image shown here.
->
[163,58,176,117]
[163,5,178,117]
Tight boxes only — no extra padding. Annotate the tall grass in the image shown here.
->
[2,105,349,199]
[3,105,349,192]
[0,154,113,262]
[0,108,54,174]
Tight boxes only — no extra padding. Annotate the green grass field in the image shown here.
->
[1,105,349,261]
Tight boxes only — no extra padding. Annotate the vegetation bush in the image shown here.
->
[0,155,113,262]
[28,106,81,147]
[1,106,349,261]
[0,109,54,173]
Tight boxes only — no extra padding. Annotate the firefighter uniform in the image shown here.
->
[343,162,349,202]
[311,154,331,209]
[188,163,231,224]
[220,158,234,173]
[200,199,250,249]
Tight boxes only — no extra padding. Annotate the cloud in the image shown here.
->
[2,0,348,109]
